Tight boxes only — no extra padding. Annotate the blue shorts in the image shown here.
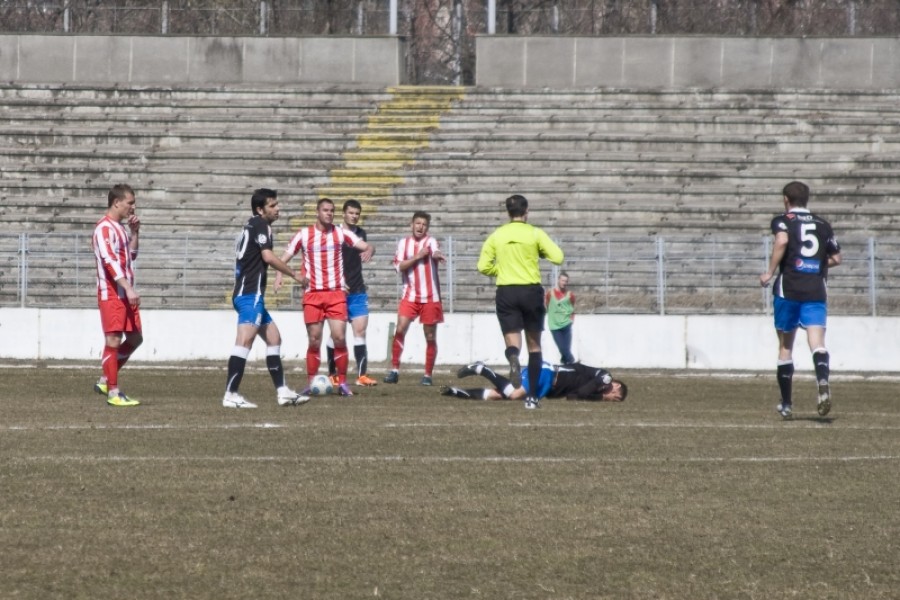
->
[346,292,370,321]
[521,364,554,399]
[773,296,827,332]
[233,294,274,327]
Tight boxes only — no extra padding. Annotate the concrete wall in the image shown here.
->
[0,35,407,85]
[5,34,895,89]
[2,308,897,372]
[477,36,900,89]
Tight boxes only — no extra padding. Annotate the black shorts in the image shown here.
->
[495,285,545,334]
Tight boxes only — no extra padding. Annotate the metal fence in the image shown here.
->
[3,0,898,36]
[2,232,898,316]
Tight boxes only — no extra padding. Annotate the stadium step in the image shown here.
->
[310,85,465,214]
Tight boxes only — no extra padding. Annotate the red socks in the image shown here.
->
[102,345,118,390]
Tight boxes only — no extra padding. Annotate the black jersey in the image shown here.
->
[770,209,840,302]
[342,225,367,294]
[549,363,614,400]
[233,215,274,298]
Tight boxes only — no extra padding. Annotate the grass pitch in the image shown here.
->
[1,363,898,599]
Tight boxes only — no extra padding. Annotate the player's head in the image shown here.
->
[316,197,335,227]
[782,181,809,208]
[250,188,277,216]
[411,211,431,238]
[557,271,569,289]
[343,199,362,226]
[108,183,135,208]
[506,194,528,218]
[603,380,628,402]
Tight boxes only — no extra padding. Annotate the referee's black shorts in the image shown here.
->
[495,284,545,334]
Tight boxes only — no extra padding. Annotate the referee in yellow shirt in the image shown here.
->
[477,194,564,409]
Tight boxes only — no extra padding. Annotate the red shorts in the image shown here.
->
[303,290,348,324]
[398,298,444,325]
[98,298,142,334]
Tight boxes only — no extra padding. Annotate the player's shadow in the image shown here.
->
[793,415,836,424]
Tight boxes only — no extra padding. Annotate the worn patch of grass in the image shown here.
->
[1,365,898,599]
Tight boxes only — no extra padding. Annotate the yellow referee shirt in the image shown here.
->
[477,221,564,286]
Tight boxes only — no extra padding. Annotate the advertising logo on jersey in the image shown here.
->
[257,234,268,245]
[794,258,820,273]
[312,240,340,253]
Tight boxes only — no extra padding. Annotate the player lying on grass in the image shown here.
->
[441,361,627,405]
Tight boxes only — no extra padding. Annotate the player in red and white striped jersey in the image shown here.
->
[383,211,446,386]
[276,198,372,395]
[90,184,143,407]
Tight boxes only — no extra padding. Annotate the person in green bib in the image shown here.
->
[546,272,576,364]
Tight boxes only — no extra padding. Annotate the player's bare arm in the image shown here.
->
[266,249,303,289]
[828,251,842,268]
[760,231,788,287]
[397,246,432,272]
[396,257,418,273]
[117,277,140,308]
[272,249,299,292]
[127,214,140,253]
[355,239,374,263]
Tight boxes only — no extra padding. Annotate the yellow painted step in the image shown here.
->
[342,150,415,163]
[377,105,456,113]
[287,216,313,229]
[387,85,466,99]
[328,175,404,186]
[379,101,456,111]
[357,131,430,142]
[329,169,405,182]
[357,138,430,150]
[388,84,466,91]
[302,86,464,218]
[315,187,395,198]
[364,126,439,135]
[328,168,399,179]
[367,115,441,129]
[344,159,409,170]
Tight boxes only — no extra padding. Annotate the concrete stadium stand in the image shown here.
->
[0,34,406,85]
[477,36,900,90]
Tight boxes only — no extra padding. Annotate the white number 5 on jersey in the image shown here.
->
[800,223,819,257]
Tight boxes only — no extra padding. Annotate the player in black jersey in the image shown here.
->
[325,200,377,387]
[223,189,307,409]
[760,181,841,419]
[441,360,627,402]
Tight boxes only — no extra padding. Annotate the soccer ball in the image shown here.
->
[310,374,333,396]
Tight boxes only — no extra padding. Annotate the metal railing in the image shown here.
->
[2,232,898,316]
[3,1,897,37]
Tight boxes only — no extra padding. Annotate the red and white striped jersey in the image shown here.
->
[92,216,136,302]
[393,235,442,303]
[284,225,362,292]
